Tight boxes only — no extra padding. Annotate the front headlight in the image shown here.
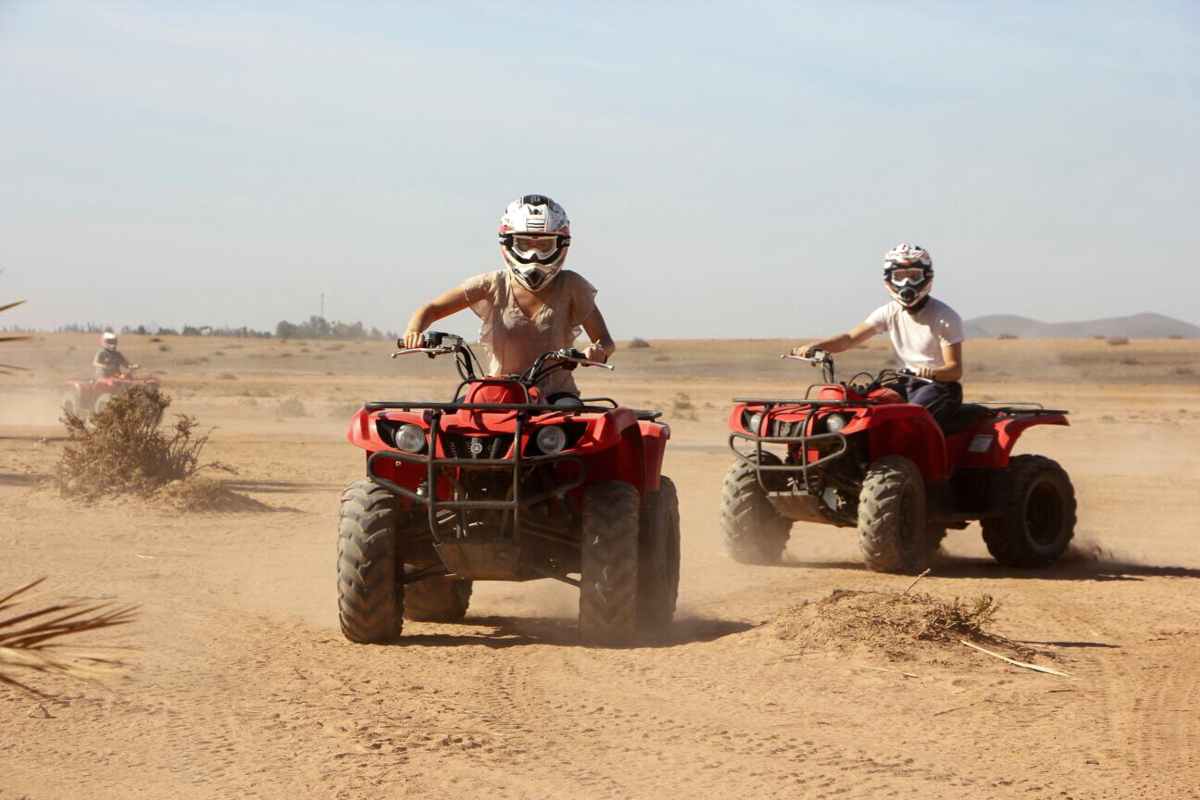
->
[747,412,764,432]
[394,423,426,453]
[535,425,567,455]
[825,413,848,433]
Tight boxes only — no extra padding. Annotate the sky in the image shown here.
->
[1,2,1198,338]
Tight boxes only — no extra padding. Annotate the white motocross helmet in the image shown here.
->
[883,243,934,309]
[101,331,118,351]
[498,194,571,291]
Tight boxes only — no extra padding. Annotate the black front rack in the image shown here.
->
[728,400,851,496]
[366,403,590,544]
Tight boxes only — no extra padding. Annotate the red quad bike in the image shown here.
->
[62,366,160,420]
[338,332,679,646]
[720,350,1077,574]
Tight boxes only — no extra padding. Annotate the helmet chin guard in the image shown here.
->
[498,194,570,291]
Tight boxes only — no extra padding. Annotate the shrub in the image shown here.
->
[996,333,1019,340]
[1106,336,1130,346]
[628,337,651,349]
[56,386,231,500]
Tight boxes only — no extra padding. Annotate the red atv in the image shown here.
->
[721,350,1076,573]
[62,367,160,420]
[338,332,679,646]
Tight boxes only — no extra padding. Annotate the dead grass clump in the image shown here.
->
[278,396,307,417]
[997,333,1019,340]
[149,336,163,343]
[776,589,1027,660]
[1106,336,1130,346]
[217,372,238,380]
[670,392,698,420]
[628,337,651,349]
[0,578,137,696]
[158,344,171,352]
[154,477,270,512]
[56,386,232,500]
[1120,357,1141,366]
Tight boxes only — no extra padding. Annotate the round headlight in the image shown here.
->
[394,423,426,453]
[825,413,848,433]
[535,425,568,455]
[748,412,764,432]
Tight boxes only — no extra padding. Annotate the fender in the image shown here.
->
[864,404,950,481]
[959,413,1068,469]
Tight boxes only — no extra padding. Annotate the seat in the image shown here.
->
[940,403,993,435]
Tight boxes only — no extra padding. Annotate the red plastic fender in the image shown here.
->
[637,420,670,493]
[958,414,1069,469]
[863,404,950,482]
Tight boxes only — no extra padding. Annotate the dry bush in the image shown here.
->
[1120,357,1142,366]
[158,344,171,352]
[670,392,698,420]
[278,396,307,417]
[217,372,238,380]
[1106,336,1130,346]
[628,337,652,349]
[776,589,1026,660]
[149,336,163,343]
[996,333,1019,340]
[56,386,231,500]
[0,578,136,696]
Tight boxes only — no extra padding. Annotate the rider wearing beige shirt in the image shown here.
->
[402,195,615,398]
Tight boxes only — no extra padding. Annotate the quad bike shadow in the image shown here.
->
[387,614,755,650]
[788,553,1200,583]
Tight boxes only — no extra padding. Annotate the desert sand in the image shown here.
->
[2,332,1198,799]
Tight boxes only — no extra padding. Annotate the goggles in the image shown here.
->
[886,266,928,285]
[503,233,569,264]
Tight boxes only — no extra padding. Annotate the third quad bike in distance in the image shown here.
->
[338,332,679,646]
[62,366,159,420]
[721,350,1076,573]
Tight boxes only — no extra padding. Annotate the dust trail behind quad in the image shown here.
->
[1,334,1199,799]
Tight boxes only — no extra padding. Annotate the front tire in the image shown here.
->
[719,453,792,564]
[638,475,680,634]
[857,455,936,574]
[982,455,1076,567]
[337,479,405,643]
[579,481,640,646]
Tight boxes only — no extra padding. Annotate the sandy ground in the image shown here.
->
[1,333,1199,799]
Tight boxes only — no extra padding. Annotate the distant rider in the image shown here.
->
[793,243,965,425]
[93,331,131,379]
[401,194,616,400]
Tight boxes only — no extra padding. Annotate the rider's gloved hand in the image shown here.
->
[402,330,424,349]
[583,344,609,363]
[790,344,819,358]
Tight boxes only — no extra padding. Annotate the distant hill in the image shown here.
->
[965,312,1200,339]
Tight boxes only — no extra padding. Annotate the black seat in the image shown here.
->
[940,403,993,435]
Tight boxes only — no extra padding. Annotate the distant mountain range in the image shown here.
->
[965,312,1199,339]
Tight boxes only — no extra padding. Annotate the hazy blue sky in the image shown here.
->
[2,2,1197,338]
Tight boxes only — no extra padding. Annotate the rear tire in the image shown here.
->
[579,481,640,646]
[982,455,1076,567]
[719,454,792,564]
[638,475,680,634]
[858,455,936,574]
[337,479,404,643]
[404,573,473,622]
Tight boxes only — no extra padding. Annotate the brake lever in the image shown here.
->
[391,347,451,359]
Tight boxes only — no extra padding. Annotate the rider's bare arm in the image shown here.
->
[792,322,876,358]
[919,341,963,382]
[402,286,472,348]
[580,307,615,363]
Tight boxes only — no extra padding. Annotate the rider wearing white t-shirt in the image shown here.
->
[793,243,966,425]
